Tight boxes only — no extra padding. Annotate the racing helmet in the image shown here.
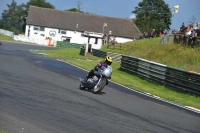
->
[104,56,113,65]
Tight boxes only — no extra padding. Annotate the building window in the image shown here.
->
[61,36,71,42]
[40,26,45,31]
[33,26,45,31]
[33,26,39,31]
[63,38,70,42]
[81,32,85,37]
[59,29,66,35]
[61,30,66,34]
[66,38,70,42]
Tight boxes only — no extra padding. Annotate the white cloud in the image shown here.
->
[128,14,136,19]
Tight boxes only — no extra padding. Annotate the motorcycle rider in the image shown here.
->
[83,56,113,82]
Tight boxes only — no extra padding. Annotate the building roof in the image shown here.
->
[26,6,142,39]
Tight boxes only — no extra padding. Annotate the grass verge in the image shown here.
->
[0,34,14,41]
[35,48,200,110]
[0,130,7,133]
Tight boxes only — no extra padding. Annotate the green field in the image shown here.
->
[0,34,14,41]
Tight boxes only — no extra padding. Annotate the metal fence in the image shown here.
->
[57,41,83,48]
[166,67,200,95]
[173,33,200,47]
[121,56,167,84]
[92,49,107,58]
[121,55,200,95]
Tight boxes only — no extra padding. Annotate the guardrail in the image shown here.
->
[92,49,107,58]
[121,55,200,95]
[120,55,167,84]
[57,41,83,48]
[92,49,122,62]
[166,67,200,95]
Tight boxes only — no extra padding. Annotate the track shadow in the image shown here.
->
[78,88,106,95]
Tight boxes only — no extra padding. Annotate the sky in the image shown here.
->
[0,0,200,30]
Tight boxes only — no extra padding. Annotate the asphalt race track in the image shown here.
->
[0,41,200,133]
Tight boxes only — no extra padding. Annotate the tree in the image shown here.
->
[1,0,25,33]
[0,0,55,33]
[66,8,84,13]
[65,0,84,13]
[188,15,196,25]
[26,0,55,9]
[132,0,172,34]
[77,0,82,11]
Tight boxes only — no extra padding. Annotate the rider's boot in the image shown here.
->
[82,76,88,83]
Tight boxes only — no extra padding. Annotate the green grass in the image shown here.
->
[102,37,200,73]
[0,34,14,41]
[35,47,200,110]
[0,130,7,133]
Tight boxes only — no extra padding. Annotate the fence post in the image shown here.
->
[85,43,88,56]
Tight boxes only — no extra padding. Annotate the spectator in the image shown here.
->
[189,21,193,27]
[185,26,191,37]
[159,32,162,37]
[102,34,107,45]
[180,22,185,32]
[162,29,168,44]
[195,28,200,37]
[143,32,148,38]
[192,25,200,47]
[110,37,117,45]
[149,29,156,38]
[194,29,200,47]
[188,26,196,47]
[193,22,199,30]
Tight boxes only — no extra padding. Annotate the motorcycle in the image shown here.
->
[79,66,112,94]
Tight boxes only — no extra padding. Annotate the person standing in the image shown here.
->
[162,30,168,44]
[188,26,196,47]
[102,34,107,45]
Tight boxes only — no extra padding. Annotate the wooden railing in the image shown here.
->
[107,43,129,50]
[173,33,200,47]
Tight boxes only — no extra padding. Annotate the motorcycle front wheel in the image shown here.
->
[93,78,106,94]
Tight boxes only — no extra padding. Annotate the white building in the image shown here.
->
[25,6,142,49]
